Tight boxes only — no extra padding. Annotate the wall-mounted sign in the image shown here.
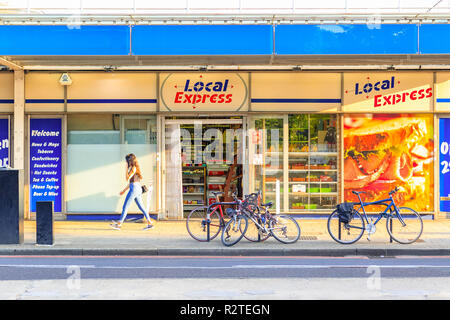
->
[0,118,9,167]
[440,118,450,212]
[159,73,248,112]
[343,72,434,112]
[59,73,72,86]
[29,118,62,213]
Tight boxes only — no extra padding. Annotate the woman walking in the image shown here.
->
[111,153,154,230]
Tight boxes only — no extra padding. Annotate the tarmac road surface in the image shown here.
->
[0,255,449,299]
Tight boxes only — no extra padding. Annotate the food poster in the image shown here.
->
[343,114,434,212]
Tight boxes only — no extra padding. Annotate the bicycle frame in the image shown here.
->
[204,200,240,241]
[354,194,407,227]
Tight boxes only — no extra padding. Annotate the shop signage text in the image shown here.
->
[30,118,62,213]
[344,73,434,111]
[354,76,396,95]
[0,119,9,167]
[160,73,248,112]
[174,79,232,104]
[354,75,433,107]
[374,87,433,107]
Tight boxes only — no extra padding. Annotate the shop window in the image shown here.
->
[253,117,284,211]
[66,114,157,214]
[251,114,338,213]
[288,114,338,211]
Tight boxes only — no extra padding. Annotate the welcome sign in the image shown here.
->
[0,118,9,167]
[29,118,62,213]
[159,73,248,112]
[343,72,434,112]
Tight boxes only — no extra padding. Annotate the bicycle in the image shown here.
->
[244,194,301,244]
[327,187,423,244]
[239,191,271,242]
[221,193,249,247]
[226,190,300,245]
[186,191,233,242]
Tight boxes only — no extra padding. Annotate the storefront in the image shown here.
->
[3,70,450,219]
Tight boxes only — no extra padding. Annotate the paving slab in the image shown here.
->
[0,219,448,256]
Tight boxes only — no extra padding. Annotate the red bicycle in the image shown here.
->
[186,191,236,242]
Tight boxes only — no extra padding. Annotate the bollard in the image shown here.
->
[36,201,54,245]
[0,169,24,244]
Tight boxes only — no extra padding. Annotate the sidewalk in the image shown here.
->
[0,218,450,256]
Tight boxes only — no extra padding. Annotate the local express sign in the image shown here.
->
[160,73,248,111]
[344,74,433,110]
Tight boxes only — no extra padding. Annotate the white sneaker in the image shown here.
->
[110,221,121,230]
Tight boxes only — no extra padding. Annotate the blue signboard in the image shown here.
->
[440,118,450,212]
[30,118,62,213]
[0,118,9,168]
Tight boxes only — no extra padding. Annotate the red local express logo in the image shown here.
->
[161,73,247,111]
[175,78,232,105]
[350,76,433,107]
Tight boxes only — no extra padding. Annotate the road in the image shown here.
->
[0,255,449,300]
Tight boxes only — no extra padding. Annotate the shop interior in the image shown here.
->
[164,117,243,218]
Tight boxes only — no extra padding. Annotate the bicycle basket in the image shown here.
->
[336,202,355,224]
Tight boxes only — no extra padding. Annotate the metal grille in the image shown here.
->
[300,235,318,241]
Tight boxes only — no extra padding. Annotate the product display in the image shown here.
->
[182,166,206,212]
[252,114,338,212]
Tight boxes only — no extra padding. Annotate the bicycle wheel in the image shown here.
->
[221,214,248,247]
[186,206,222,242]
[327,209,365,244]
[270,215,301,244]
[242,216,270,242]
[386,207,423,244]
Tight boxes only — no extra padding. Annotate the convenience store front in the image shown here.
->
[159,72,341,218]
[3,70,450,219]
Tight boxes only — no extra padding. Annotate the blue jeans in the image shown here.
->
[119,182,151,224]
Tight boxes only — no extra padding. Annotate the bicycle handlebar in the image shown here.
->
[389,187,400,196]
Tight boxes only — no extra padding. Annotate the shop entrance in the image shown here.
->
[163,118,245,219]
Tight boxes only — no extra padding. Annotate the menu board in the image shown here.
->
[440,118,450,212]
[0,118,8,168]
[30,118,62,212]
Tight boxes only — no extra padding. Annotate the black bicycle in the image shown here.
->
[327,187,423,244]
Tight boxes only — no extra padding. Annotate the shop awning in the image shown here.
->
[1,23,450,70]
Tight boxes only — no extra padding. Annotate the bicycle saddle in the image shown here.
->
[211,191,224,196]
[260,202,273,207]
[352,191,367,195]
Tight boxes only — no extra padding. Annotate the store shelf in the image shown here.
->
[289,169,337,172]
[182,166,206,212]
[289,152,338,156]
[310,193,338,196]
[288,181,337,184]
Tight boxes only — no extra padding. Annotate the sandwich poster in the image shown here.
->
[344,114,434,212]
